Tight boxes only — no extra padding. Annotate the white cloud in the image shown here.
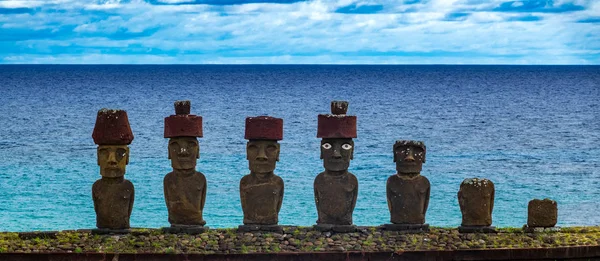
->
[0,0,598,64]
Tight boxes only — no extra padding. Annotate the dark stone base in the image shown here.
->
[238,224,283,233]
[382,223,429,233]
[458,226,497,233]
[523,225,560,233]
[18,231,59,239]
[162,225,209,234]
[90,228,131,235]
[313,224,357,233]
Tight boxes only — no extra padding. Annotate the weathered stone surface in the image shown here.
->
[382,223,429,232]
[314,101,358,227]
[164,101,207,227]
[92,177,134,229]
[164,100,203,138]
[92,109,135,230]
[164,137,207,226]
[92,109,134,145]
[386,140,430,225]
[240,117,284,226]
[458,178,495,227]
[528,198,558,228]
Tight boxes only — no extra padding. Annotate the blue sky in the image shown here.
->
[0,0,599,64]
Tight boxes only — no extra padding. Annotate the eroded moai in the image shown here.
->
[314,101,358,232]
[458,178,496,233]
[91,109,135,231]
[239,116,285,232]
[526,198,558,230]
[384,140,430,232]
[163,101,208,232]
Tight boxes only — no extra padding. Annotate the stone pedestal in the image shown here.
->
[238,224,283,233]
[90,228,131,235]
[382,223,430,233]
[162,225,209,234]
[458,226,497,233]
[313,224,357,233]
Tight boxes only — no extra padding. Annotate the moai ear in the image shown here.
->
[97,147,101,166]
[246,142,251,160]
[350,140,355,160]
[196,141,200,159]
[276,143,281,162]
[422,150,426,163]
[125,147,130,165]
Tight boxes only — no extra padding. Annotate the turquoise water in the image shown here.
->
[0,65,599,231]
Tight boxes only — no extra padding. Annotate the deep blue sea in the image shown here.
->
[0,65,599,232]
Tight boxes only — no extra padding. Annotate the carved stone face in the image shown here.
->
[169,137,199,170]
[97,145,129,178]
[394,145,425,174]
[247,140,279,174]
[321,138,354,172]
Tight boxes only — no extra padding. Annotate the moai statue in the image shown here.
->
[239,116,285,233]
[383,140,430,232]
[458,178,496,233]
[162,100,208,233]
[524,198,558,232]
[313,101,358,233]
[91,109,135,233]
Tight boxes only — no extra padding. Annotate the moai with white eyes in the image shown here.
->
[239,116,285,233]
[384,140,430,232]
[313,101,358,233]
[91,109,135,233]
[162,100,208,233]
[458,178,496,233]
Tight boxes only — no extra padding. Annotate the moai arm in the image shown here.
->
[239,178,247,212]
[92,184,99,213]
[386,180,392,213]
[423,185,430,216]
[128,185,135,218]
[458,190,465,213]
[200,175,207,211]
[350,178,358,213]
[163,177,170,209]
[276,179,284,214]
[314,180,321,216]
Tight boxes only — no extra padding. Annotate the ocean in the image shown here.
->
[0,65,598,231]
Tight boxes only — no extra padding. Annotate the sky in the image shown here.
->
[0,0,599,64]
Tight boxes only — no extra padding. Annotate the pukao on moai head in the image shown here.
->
[313,101,358,232]
[458,178,496,233]
[91,109,135,231]
[384,140,430,231]
[239,116,285,232]
[163,100,208,230]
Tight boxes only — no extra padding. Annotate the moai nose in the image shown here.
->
[332,149,343,159]
[256,149,268,161]
[107,151,118,164]
[404,150,415,162]
[179,147,190,156]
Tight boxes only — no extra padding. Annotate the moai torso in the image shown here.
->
[458,178,495,226]
[387,174,430,224]
[92,178,134,229]
[164,171,207,226]
[240,174,284,225]
[314,171,358,225]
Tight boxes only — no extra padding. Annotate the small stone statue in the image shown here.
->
[314,101,358,233]
[163,100,208,233]
[384,140,430,232]
[525,198,558,232]
[91,109,135,233]
[458,178,496,233]
[239,116,285,232]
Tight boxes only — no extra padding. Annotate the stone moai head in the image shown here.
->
[317,101,357,173]
[528,198,558,228]
[394,140,426,174]
[245,116,283,174]
[92,109,134,178]
[164,100,203,170]
[458,178,495,226]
